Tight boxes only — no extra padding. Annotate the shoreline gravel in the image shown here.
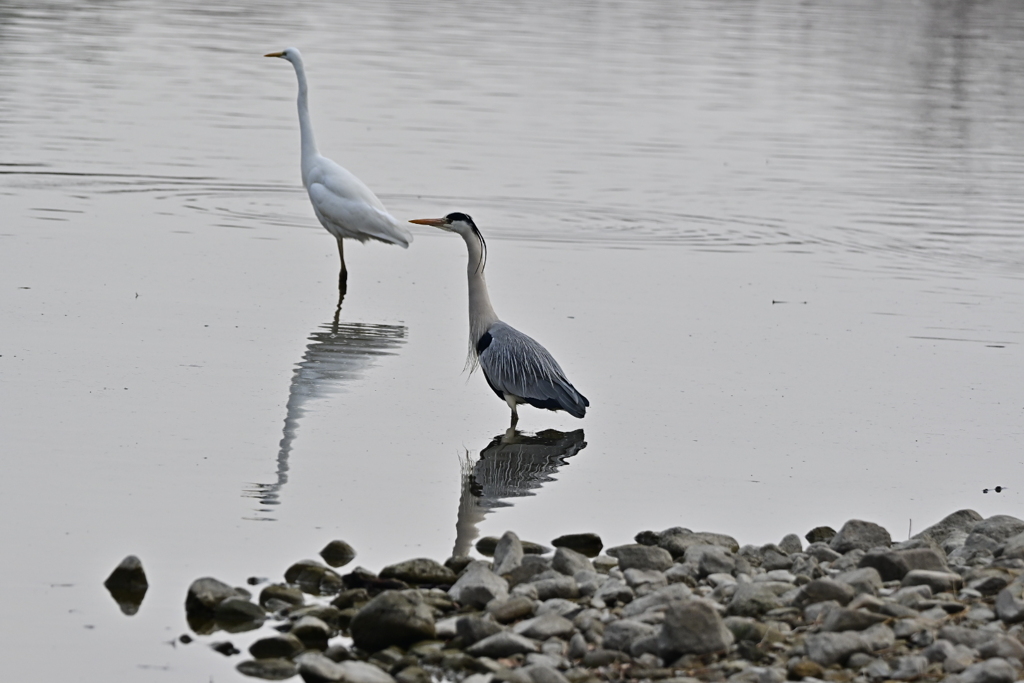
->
[111,509,1024,682]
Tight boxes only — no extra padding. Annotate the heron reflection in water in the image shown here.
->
[245,290,406,518]
[454,428,586,557]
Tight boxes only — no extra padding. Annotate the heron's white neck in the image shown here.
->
[290,56,319,171]
[464,231,499,358]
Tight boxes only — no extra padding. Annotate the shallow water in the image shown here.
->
[2,0,1023,679]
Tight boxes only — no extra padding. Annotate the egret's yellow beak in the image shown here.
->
[264,51,285,58]
[409,218,448,228]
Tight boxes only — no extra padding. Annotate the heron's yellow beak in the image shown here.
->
[264,51,285,58]
[409,218,448,228]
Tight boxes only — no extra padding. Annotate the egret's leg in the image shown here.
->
[336,237,348,288]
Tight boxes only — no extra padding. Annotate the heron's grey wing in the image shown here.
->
[478,322,589,418]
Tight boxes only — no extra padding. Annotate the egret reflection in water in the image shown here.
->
[454,428,586,557]
[245,291,406,518]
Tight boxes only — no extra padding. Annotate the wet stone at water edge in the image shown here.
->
[103,554,148,615]
[173,510,1024,683]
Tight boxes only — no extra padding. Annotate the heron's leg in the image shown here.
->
[504,394,520,428]
[336,237,348,289]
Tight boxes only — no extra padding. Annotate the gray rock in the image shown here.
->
[291,615,332,650]
[552,547,593,576]
[977,635,1024,661]
[552,533,603,558]
[466,631,541,657]
[380,559,457,586]
[901,569,963,593]
[938,625,994,649]
[803,631,866,666]
[804,624,894,666]
[858,549,911,581]
[320,540,356,568]
[779,534,803,555]
[728,582,788,617]
[793,578,855,607]
[260,583,304,608]
[449,562,509,608]
[532,576,579,601]
[513,613,576,640]
[606,544,673,571]
[568,632,588,659]
[536,597,583,619]
[350,591,436,652]
[923,638,958,663]
[830,520,892,553]
[667,530,740,555]
[524,664,570,683]
[760,545,792,572]
[337,661,399,683]
[698,546,738,576]
[457,615,504,645]
[1000,531,1024,560]
[724,616,768,643]
[237,658,298,680]
[186,577,247,617]
[996,577,1024,623]
[250,633,304,659]
[965,515,1024,552]
[506,555,553,587]
[913,509,984,547]
[835,567,883,596]
[395,666,432,683]
[806,526,837,544]
[820,607,889,632]
[494,531,525,575]
[574,570,607,597]
[945,644,977,674]
[285,560,344,595]
[604,618,658,651]
[593,578,634,606]
[860,623,896,651]
[296,652,346,682]
[215,596,266,627]
[488,595,536,623]
[658,599,735,658]
[805,542,842,563]
[890,655,929,680]
[831,548,867,572]
[623,568,667,591]
[622,584,693,618]
[952,658,1017,683]
[861,657,891,679]
[901,547,950,572]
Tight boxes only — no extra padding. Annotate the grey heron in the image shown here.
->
[409,213,589,426]
[265,48,412,287]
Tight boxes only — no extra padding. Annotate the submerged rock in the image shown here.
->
[104,555,148,615]
[552,533,603,558]
[320,540,357,568]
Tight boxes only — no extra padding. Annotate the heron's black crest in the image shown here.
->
[476,330,493,355]
[448,212,487,273]
[445,212,475,226]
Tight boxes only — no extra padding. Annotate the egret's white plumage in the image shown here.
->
[410,213,589,426]
[266,47,411,283]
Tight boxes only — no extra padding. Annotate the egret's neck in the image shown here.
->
[291,59,319,165]
[464,232,499,349]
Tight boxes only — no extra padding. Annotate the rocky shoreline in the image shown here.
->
[139,510,1024,682]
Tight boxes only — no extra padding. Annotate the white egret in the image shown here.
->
[410,213,589,426]
[265,48,411,286]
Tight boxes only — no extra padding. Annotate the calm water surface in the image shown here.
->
[2,0,1023,679]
